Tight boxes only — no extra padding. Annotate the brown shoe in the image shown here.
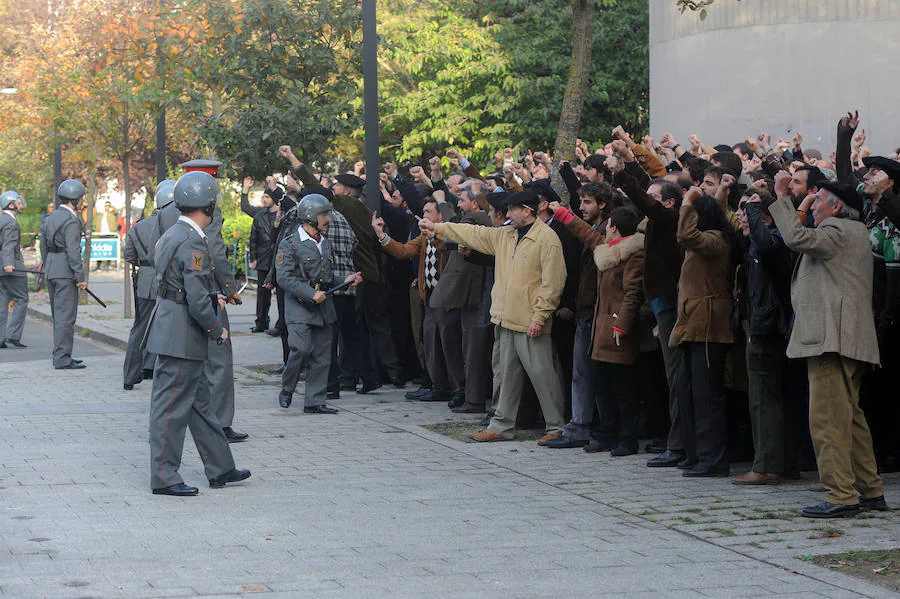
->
[469,430,510,442]
[732,471,781,486]
[537,433,559,446]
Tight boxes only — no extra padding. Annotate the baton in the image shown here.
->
[83,286,108,308]
[325,279,355,296]
[13,269,108,308]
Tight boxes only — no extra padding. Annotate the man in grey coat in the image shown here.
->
[277,194,361,412]
[122,180,175,389]
[39,180,88,369]
[769,174,887,518]
[0,190,29,349]
[145,171,249,496]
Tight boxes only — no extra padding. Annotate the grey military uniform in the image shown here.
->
[0,211,28,343]
[144,218,235,490]
[122,212,163,385]
[276,229,337,406]
[38,206,84,368]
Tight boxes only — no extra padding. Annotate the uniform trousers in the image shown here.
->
[282,321,333,407]
[488,327,566,437]
[807,353,883,505]
[123,296,157,386]
[47,278,78,368]
[204,307,236,428]
[149,355,235,490]
[0,275,28,342]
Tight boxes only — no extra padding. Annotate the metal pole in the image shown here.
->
[53,146,62,192]
[155,0,167,183]
[362,0,380,214]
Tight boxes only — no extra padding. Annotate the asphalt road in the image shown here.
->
[0,316,114,364]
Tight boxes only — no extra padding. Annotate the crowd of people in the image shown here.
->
[233,111,896,519]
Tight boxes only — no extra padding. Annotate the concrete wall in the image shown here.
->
[650,0,900,157]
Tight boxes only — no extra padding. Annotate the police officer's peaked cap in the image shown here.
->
[0,190,23,210]
[180,159,223,178]
[155,179,176,208]
[173,171,220,209]
[298,193,333,224]
[57,179,86,202]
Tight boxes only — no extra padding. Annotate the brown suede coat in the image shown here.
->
[591,233,646,364]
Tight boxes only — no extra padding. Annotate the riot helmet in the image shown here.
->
[155,179,176,209]
[57,179,86,205]
[173,171,219,216]
[0,190,23,211]
[297,193,332,231]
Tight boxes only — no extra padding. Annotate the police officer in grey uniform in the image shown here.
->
[122,179,175,389]
[0,190,29,349]
[277,194,361,412]
[145,171,250,496]
[179,159,248,443]
[39,180,88,369]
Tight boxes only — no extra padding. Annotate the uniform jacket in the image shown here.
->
[769,197,881,365]
[669,205,735,347]
[428,210,493,311]
[0,211,25,278]
[124,213,163,299]
[591,233,645,364]
[145,220,223,361]
[275,228,338,326]
[39,206,84,282]
[157,202,180,233]
[249,208,277,271]
[381,229,449,303]
[434,218,565,334]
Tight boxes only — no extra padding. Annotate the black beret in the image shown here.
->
[504,189,540,210]
[862,156,900,186]
[818,181,863,215]
[335,173,365,189]
[300,186,334,202]
[525,179,562,205]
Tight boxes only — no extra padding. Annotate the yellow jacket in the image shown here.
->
[434,218,565,334]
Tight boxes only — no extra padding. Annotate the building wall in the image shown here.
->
[650,0,900,157]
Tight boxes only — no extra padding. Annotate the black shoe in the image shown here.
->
[326,391,340,400]
[682,465,729,478]
[223,427,248,442]
[405,386,432,400]
[610,444,638,457]
[584,440,616,453]
[123,383,134,391]
[359,382,382,394]
[801,501,860,519]
[71,359,83,364]
[304,405,338,414]
[390,376,406,388]
[250,326,267,333]
[647,449,686,468]
[265,327,283,337]
[269,365,285,375]
[452,404,487,414]
[419,390,450,402]
[152,483,199,496]
[676,458,698,470]
[477,413,494,427]
[279,392,292,408]
[448,392,466,409]
[0,339,5,348]
[56,362,86,370]
[860,495,889,512]
[142,369,153,380]
[645,440,667,454]
[340,382,358,391]
[543,436,589,449]
[6,339,26,349]
[209,468,251,489]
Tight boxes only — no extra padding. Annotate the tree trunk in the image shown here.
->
[551,0,594,203]
[122,115,133,318]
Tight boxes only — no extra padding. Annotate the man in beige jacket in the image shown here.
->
[418,190,566,443]
[769,175,887,518]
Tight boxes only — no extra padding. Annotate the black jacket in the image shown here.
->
[249,209,277,271]
[740,203,794,340]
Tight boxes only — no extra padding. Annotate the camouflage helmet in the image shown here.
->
[0,190,23,210]
[57,179,86,203]
[297,193,332,225]
[154,179,176,209]
[173,171,219,209]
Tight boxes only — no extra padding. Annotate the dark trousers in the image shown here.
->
[459,308,493,409]
[423,304,465,395]
[255,269,272,330]
[389,285,421,381]
[276,287,289,363]
[123,296,156,386]
[329,294,377,390]
[551,315,575,413]
[359,280,403,381]
[595,361,639,448]
[656,307,684,452]
[746,335,797,474]
[677,341,729,472]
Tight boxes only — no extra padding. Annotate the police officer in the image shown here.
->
[122,179,175,389]
[144,171,250,496]
[277,194,361,412]
[39,180,88,369]
[0,190,28,349]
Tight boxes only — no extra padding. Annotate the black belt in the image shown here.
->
[46,250,64,254]
[158,288,185,304]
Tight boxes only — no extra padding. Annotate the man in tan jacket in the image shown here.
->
[769,174,887,518]
[418,190,566,443]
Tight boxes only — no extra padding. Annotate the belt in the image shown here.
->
[46,250,64,254]
[139,260,153,267]
[158,288,186,304]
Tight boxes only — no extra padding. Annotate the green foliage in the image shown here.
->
[218,186,252,273]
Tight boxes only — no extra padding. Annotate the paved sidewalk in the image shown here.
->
[3,273,898,598]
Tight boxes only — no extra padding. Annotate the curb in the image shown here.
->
[26,306,129,351]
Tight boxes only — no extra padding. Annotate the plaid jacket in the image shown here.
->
[325,209,358,296]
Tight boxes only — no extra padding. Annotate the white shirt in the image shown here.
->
[297,225,325,256]
[178,215,207,239]
[60,204,77,217]
[2,209,17,221]
[99,212,111,233]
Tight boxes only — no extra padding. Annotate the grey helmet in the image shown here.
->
[297,193,332,225]
[0,190,23,210]
[155,179,176,208]
[173,171,220,209]
[57,179,86,203]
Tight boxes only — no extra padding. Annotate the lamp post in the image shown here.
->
[362,0,380,214]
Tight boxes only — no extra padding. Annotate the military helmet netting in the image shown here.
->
[57,179,86,202]
[173,171,220,209]
[298,193,333,224]
[0,190,23,210]
[155,179,176,208]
